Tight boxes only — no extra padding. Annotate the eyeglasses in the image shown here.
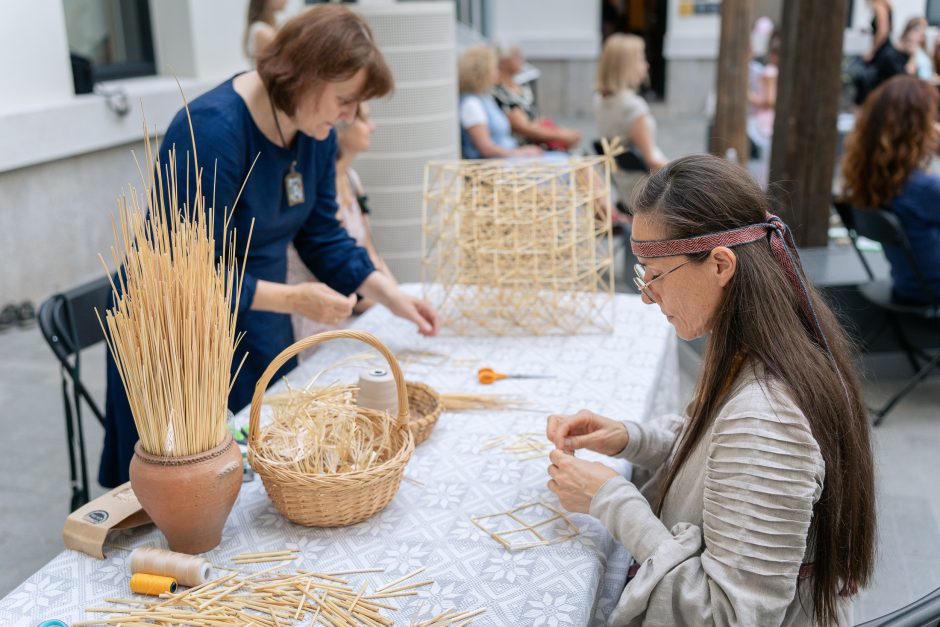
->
[632,261,690,303]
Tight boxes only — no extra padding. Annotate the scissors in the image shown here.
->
[478,367,555,385]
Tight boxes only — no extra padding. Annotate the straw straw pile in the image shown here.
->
[80,558,487,626]
[256,385,398,475]
[98,106,252,457]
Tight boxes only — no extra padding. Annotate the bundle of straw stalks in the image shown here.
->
[98,108,252,457]
[440,393,531,412]
[256,385,398,474]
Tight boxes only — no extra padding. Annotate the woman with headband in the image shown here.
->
[546,155,874,625]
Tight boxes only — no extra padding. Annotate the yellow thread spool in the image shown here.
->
[130,573,177,595]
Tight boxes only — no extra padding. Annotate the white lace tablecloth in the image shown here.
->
[1,288,678,627]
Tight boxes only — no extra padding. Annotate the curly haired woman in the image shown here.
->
[841,74,940,304]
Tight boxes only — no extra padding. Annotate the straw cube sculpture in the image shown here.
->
[421,156,615,336]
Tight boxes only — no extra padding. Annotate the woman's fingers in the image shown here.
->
[413,298,440,335]
[547,415,573,450]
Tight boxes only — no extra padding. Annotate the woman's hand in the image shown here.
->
[385,290,439,336]
[547,449,619,514]
[557,128,582,147]
[512,145,543,157]
[546,410,629,456]
[357,272,439,335]
[290,282,356,324]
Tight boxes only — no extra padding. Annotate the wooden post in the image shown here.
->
[768,0,848,246]
[711,0,754,165]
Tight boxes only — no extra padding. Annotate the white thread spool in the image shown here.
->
[129,547,212,587]
[357,368,398,414]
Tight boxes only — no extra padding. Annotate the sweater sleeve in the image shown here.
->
[591,401,825,626]
[614,414,683,470]
[292,131,375,295]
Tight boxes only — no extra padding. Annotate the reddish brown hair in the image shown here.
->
[842,75,937,208]
[632,155,875,626]
[257,5,393,116]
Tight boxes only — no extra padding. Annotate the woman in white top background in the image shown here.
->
[594,34,668,207]
[458,45,543,159]
[245,0,286,63]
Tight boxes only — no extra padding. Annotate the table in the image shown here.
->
[0,289,678,626]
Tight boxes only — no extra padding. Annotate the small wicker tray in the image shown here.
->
[247,330,415,527]
[404,382,442,446]
[353,381,441,446]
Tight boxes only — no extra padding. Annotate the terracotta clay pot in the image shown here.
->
[130,434,242,554]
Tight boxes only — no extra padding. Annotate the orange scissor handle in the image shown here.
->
[478,368,507,385]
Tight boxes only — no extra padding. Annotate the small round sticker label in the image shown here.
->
[84,510,109,524]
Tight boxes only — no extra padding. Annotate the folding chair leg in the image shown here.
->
[886,314,924,374]
[873,350,940,426]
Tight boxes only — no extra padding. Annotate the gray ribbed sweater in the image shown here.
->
[589,365,852,626]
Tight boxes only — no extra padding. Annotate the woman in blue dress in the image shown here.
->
[99,5,438,487]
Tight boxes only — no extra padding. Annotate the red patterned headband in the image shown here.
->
[631,213,804,307]
[631,213,851,403]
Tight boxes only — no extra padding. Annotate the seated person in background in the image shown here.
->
[287,102,396,349]
[594,34,667,206]
[244,0,286,64]
[898,16,933,81]
[493,44,582,152]
[841,75,940,304]
[747,29,779,141]
[458,45,542,159]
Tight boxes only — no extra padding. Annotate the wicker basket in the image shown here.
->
[353,381,442,446]
[404,382,443,446]
[247,330,415,527]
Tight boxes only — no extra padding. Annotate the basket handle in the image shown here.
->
[248,330,410,450]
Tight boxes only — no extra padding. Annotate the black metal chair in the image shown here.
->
[855,585,940,626]
[38,275,112,511]
[833,201,940,425]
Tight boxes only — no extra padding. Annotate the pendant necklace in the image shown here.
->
[268,92,305,206]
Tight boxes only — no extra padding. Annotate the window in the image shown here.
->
[928,0,940,27]
[63,0,156,93]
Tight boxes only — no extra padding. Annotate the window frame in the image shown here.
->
[65,0,157,87]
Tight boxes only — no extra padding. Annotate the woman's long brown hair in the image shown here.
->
[631,155,875,625]
[842,74,937,208]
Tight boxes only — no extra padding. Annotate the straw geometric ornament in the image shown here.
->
[421,156,616,336]
[471,501,580,550]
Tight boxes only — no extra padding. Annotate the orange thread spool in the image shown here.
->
[129,573,177,596]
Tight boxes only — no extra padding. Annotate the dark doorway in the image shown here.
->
[600,0,669,99]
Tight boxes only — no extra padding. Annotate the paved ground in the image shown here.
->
[1,106,937,623]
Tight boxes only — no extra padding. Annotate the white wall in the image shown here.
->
[0,0,251,173]
[1,1,73,114]
[664,1,720,62]
[0,0,253,304]
[488,0,600,60]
